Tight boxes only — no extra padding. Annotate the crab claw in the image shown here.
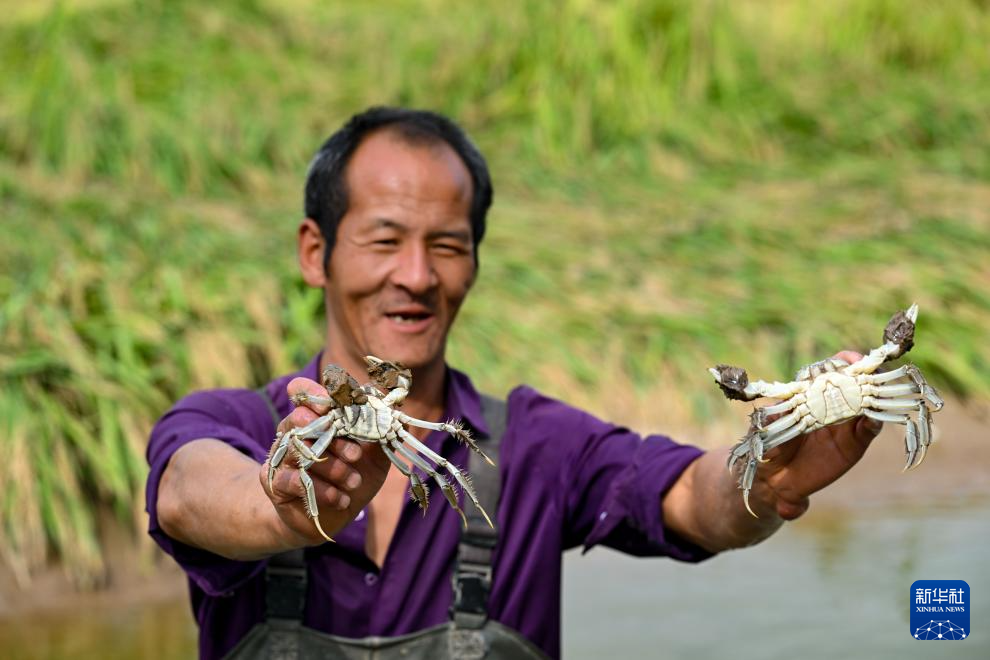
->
[906,303,918,323]
[883,304,918,358]
[364,355,412,392]
[710,365,751,401]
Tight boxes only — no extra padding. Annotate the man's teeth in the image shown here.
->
[389,314,427,324]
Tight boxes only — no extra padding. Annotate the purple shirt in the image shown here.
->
[145,354,711,659]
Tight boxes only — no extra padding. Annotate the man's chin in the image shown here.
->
[367,341,442,372]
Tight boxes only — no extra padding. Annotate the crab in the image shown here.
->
[709,304,944,516]
[266,356,495,542]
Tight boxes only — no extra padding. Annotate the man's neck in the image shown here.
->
[318,348,447,424]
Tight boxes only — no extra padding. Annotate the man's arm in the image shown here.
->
[155,377,390,561]
[663,351,883,553]
[158,439,310,560]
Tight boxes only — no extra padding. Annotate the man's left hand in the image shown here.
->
[753,350,883,520]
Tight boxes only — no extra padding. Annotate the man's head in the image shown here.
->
[298,107,492,375]
[304,107,492,271]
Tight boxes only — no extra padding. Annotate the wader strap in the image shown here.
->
[256,385,281,432]
[256,387,308,622]
[451,394,506,631]
[265,548,307,621]
[256,386,508,632]
[252,387,307,657]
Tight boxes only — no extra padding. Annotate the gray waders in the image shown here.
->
[223,392,548,660]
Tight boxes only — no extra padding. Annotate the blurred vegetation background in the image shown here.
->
[1,0,988,588]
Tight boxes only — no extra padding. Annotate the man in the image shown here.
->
[148,107,881,659]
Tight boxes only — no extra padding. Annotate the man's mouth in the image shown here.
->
[384,306,435,327]
[387,313,432,324]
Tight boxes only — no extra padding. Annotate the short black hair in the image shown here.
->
[304,106,493,270]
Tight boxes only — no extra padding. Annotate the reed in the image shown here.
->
[1,0,988,586]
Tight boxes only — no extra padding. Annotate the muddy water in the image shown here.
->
[1,595,195,660]
[563,500,989,659]
[564,412,990,659]
[2,412,987,659]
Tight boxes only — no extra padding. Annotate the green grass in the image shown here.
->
[1,0,989,586]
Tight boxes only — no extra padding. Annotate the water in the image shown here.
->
[563,500,990,659]
[2,501,987,659]
[1,595,195,660]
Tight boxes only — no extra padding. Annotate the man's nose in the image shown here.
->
[389,243,437,294]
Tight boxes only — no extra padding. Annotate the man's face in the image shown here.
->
[322,130,476,372]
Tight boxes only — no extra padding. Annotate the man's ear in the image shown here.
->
[298,218,327,287]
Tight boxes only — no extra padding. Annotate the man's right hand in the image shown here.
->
[261,377,391,545]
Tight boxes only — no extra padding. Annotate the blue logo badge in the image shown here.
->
[910,580,969,640]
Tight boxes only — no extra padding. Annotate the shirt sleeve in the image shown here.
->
[507,386,713,562]
[145,389,275,596]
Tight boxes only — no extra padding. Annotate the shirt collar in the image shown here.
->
[302,352,322,382]
[443,366,490,439]
[300,353,490,438]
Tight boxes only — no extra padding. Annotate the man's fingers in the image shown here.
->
[776,494,810,521]
[833,349,864,364]
[276,406,319,435]
[287,377,333,415]
[325,437,364,464]
[856,415,883,441]
[323,437,391,473]
[266,446,364,495]
[265,462,353,510]
[309,450,364,490]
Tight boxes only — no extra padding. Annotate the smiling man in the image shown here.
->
[147,107,882,660]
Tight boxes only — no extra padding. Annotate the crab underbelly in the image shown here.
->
[805,372,862,426]
[346,406,392,439]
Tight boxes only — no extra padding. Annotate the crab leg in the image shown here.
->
[267,415,336,493]
[298,468,334,543]
[709,368,807,401]
[761,395,806,417]
[730,416,809,518]
[305,416,347,460]
[396,428,493,529]
[861,365,910,384]
[903,420,919,471]
[763,417,811,453]
[395,413,495,466]
[727,437,752,473]
[869,383,921,398]
[290,392,336,408]
[408,470,430,512]
[268,435,292,482]
[904,364,945,411]
[847,343,906,375]
[381,387,409,407]
[392,440,468,527]
[740,457,759,517]
[380,439,430,512]
[761,409,803,436]
[914,402,932,468]
[863,410,910,424]
[863,396,922,411]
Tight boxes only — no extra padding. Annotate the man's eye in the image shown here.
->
[434,243,466,254]
[373,239,398,246]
